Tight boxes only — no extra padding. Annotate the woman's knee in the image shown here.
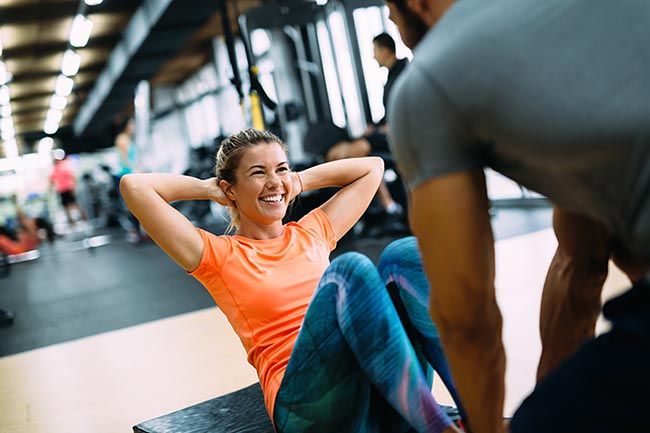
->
[379,237,419,271]
[328,252,377,281]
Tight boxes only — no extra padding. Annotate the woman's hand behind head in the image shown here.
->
[207,178,235,207]
[287,171,304,204]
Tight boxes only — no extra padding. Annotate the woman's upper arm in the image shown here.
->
[120,176,204,271]
[319,158,383,241]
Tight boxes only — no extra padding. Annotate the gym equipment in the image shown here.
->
[133,383,274,433]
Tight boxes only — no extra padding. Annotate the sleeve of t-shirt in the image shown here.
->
[388,64,482,191]
[297,208,337,251]
[188,229,230,286]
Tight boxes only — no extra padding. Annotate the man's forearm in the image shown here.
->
[434,296,506,433]
[537,248,607,379]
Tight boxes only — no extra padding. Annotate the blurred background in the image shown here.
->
[0,1,554,431]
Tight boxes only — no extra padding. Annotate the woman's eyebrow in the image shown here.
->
[247,161,288,172]
[247,165,266,173]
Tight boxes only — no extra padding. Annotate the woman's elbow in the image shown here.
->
[369,157,384,181]
[119,174,141,199]
[371,156,384,172]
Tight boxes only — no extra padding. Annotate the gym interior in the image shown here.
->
[0,1,635,433]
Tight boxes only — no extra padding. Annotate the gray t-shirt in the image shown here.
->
[389,0,650,259]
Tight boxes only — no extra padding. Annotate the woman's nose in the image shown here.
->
[266,173,281,188]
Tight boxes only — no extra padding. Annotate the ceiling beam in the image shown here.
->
[11,84,93,103]
[0,0,138,25]
[75,0,223,135]
[13,101,81,117]
[10,65,103,84]
[3,35,120,60]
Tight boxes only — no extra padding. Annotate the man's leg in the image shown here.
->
[512,276,650,433]
[537,208,611,380]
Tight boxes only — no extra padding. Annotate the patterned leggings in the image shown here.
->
[274,237,464,433]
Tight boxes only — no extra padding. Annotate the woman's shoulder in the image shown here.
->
[195,228,237,257]
[287,208,336,250]
[189,229,235,277]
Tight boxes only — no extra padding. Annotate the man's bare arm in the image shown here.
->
[410,170,505,433]
[537,208,611,379]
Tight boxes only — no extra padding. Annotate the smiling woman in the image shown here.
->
[119,128,463,433]
[214,129,296,238]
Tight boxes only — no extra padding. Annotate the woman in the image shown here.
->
[121,129,464,433]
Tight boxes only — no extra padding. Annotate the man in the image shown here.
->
[325,33,410,232]
[371,32,409,130]
[385,1,650,432]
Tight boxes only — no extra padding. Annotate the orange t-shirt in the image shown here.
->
[189,208,337,419]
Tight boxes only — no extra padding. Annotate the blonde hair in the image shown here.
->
[215,128,288,233]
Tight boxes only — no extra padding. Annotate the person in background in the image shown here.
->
[115,118,138,177]
[324,33,409,233]
[370,32,409,133]
[0,196,55,255]
[385,0,650,432]
[114,118,143,242]
[49,156,86,225]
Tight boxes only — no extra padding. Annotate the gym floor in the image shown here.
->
[0,207,553,357]
[5,206,631,433]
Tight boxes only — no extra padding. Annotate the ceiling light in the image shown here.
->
[2,139,18,159]
[38,137,54,154]
[55,75,74,97]
[84,0,103,5]
[0,62,7,85]
[61,50,81,76]
[0,86,9,105]
[70,15,94,48]
[44,118,60,135]
[52,148,65,160]
[1,126,15,141]
[46,109,63,124]
[1,105,10,118]
[0,116,13,132]
[51,95,67,111]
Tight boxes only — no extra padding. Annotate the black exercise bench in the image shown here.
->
[133,383,274,433]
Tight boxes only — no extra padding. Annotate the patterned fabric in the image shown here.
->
[274,237,464,433]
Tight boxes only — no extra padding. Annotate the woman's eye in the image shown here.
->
[277,167,289,173]
[252,171,264,176]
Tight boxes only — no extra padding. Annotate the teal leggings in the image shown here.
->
[274,237,464,433]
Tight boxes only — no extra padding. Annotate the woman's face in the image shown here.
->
[227,141,293,229]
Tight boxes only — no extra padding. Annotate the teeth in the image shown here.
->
[260,194,284,203]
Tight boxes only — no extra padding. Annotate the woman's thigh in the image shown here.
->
[274,254,417,433]
[274,279,376,433]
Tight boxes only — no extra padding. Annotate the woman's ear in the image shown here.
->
[219,179,236,201]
